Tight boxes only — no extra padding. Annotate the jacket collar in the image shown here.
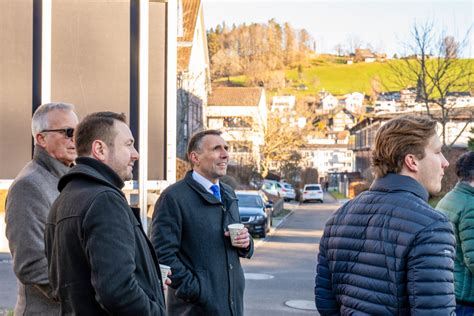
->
[33,145,71,179]
[58,157,125,196]
[455,181,474,195]
[184,170,236,205]
[370,173,429,202]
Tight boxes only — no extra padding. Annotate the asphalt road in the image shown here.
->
[242,193,339,316]
[0,252,15,311]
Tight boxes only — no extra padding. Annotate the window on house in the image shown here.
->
[223,117,253,128]
[207,117,223,129]
[228,141,252,153]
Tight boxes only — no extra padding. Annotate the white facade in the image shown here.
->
[184,5,209,113]
[301,146,353,176]
[335,111,355,131]
[446,95,474,108]
[271,95,296,112]
[374,100,397,113]
[344,92,364,113]
[322,94,339,111]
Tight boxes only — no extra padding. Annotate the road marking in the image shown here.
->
[285,300,317,311]
[244,273,274,280]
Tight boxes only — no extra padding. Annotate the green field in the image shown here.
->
[216,58,473,97]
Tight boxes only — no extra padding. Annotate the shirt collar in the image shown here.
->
[192,170,219,194]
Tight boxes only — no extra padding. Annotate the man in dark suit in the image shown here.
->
[151,129,253,315]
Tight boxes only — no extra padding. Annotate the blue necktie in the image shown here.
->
[210,184,221,201]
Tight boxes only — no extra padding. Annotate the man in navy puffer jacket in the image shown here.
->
[315,115,456,315]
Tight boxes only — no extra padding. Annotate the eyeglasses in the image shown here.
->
[41,128,74,138]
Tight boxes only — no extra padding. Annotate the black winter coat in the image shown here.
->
[45,157,166,315]
[151,171,253,316]
[315,173,456,315]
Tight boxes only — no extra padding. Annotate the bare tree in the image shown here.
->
[260,110,305,177]
[346,34,363,55]
[388,21,473,147]
[334,43,345,56]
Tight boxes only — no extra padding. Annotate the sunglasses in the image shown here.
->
[41,128,75,138]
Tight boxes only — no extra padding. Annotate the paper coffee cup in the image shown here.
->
[159,264,171,285]
[228,223,244,246]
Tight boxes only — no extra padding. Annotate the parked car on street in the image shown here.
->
[279,182,296,201]
[261,179,280,197]
[236,190,273,238]
[301,184,324,203]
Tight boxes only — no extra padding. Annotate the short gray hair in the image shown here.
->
[31,102,76,143]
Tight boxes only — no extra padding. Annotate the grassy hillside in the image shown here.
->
[285,61,398,96]
[215,57,473,97]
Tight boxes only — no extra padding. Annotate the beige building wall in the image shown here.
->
[0,0,34,179]
[0,0,169,181]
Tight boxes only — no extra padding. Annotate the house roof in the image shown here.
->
[177,0,201,71]
[355,48,375,58]
[208,87,263,107]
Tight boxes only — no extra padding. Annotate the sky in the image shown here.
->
[202,0,473,58]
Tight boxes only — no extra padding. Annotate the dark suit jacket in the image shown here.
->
[151,171,253,316]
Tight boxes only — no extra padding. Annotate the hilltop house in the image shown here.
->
[355,48,376,63]
[207,87,267,168]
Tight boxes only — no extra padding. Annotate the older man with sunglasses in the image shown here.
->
[5,102,78,315]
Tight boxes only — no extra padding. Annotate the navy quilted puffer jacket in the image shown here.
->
[315,173,456,315]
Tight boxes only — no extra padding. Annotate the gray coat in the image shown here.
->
[151,171,253,316]
[5,146,68,315]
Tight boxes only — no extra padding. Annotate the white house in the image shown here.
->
[344,92,365,113]
[321,94,339,112]
[207,87,267,168]
[300,144,353,176]
[446,92,474,108]
[271,95,296,112]
[176,0,211,159]
[374,100,397,114]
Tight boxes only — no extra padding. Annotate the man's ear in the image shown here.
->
[189,151,199,166]
[91,140,108,162]
[403,154,419,172]
[35,133,46,147]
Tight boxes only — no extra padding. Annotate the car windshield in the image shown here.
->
[283,184,293,189]
[237,194,263,208]
[306,185,321,191]
[262,182,274,190]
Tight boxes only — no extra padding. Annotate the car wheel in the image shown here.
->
[260,223,267,238]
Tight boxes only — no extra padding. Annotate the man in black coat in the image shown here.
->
[151,129,253,315]
[45,112,166,315]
